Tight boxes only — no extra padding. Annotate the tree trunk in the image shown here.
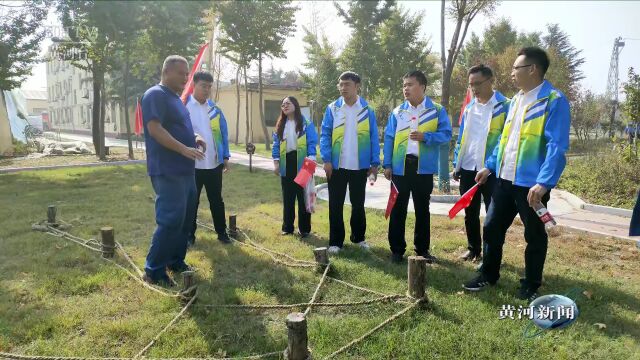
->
[243,65,250,144]
[235,67,241,145]
[92,68,103,155]
[123,48,134,160]
[257,55,270,150]
[99,81,106,161]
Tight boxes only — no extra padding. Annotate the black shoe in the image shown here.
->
[517,287,539,302]
[168,262,194,273]
[281,231,293,236]
[298,232,310,239]
[142,273,176,288]
[390,253,404,264]
[463,275,494,292]
[459,250,481,262]
[218,232,232,244]
[417,252,437,264]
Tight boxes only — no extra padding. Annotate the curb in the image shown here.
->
[431,195,460,204]
[580,203,633,218]
[0,160,146,174]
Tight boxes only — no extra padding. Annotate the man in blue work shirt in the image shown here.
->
[141,55,206,286]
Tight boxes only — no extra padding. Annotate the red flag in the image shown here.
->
[385,181,399,219]
[181,43,210,104]
[458,88,472,126]
[294,158,317,187]
[134,98,143,136]
[448,183,480,219]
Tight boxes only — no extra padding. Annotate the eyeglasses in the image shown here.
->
[512,64,533,70]
[468,77,492,88]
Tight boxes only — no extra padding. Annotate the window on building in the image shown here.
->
[264,100,281,127]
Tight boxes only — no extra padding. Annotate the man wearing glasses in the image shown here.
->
[453,64,510,263]
[463,47,571,301]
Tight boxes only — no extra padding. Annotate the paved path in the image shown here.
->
[42,131,639,242]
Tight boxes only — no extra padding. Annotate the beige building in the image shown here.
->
[21,89,48,116]
[46,52,130,137]
[216,82,310,144]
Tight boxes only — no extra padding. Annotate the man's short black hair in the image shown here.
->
[403,70,428,89]
[338,71,361,84]
[193,70,214,84]
[517,47,550,76]
[468,64,493,78]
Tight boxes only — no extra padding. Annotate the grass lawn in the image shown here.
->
[0,147,146,170]
[1,163,639,359]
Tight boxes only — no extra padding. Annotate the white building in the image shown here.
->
[46,50,130,137]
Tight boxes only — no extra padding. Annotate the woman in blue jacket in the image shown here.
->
[272,96,318,237]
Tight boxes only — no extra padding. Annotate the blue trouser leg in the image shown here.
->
[145,175,192,278]
[171,175,197,268]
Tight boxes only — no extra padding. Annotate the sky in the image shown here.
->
[23,0,640,97]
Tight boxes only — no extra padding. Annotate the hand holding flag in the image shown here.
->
[294,158,317,187]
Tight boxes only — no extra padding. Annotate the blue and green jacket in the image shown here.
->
[319,97,381,170]
[383,97,452,176]
[186,96,231,163]
[272,116,318,177]
[453,91,510,172]
[485,80,570,188]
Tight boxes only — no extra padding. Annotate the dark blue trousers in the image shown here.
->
[145,174,197,279]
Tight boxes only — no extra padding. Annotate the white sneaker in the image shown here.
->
[328,246,341,254]
[357,241,370,250]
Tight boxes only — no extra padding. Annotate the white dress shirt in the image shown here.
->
[187,96,218,169]
[460,92,497,171]
[500,82,544,181]
[406,100,425,156]
[339,97,361,170]
[284,119,297,152]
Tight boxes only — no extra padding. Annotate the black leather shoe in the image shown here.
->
[168,262,194,273]
[218,232,233,244]
[417,252,437,264]
[142,273,176,288]
[459,250,481,262]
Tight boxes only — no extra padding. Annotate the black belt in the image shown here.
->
[406,154,418,162]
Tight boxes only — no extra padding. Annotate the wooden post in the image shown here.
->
[229,214,237,238]
[408,256,427,299]
[313,247,329,273]
[285,312,309,360]
[182,271,196,299]
[47,205,57,224]
[100,227,115,258]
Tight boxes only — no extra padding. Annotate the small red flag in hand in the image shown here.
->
[134,98,143,136]
[385,181,399,219]
[449,183,480,219]
[294,158,316,187]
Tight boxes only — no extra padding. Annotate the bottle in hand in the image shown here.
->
[533,202,557,229]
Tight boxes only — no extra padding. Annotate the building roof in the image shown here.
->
[21,89,48,100]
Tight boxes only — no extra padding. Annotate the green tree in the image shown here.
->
[56,1,120,159]
[439,0,497,192]
[377,7,436,108]
[543,23,585,100]
[300,28,341,128]
[252,1,297,150]
[622,67,640,141]
[572,89,607,141]
[336,0,395,98]
[481,17,517,56]
[216,1,256,145]
[216,0,297,150]
[0,0,47,90]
